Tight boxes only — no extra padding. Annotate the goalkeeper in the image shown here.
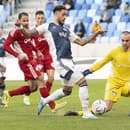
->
[64,31,130,116]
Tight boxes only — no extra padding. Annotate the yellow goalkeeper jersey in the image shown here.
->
[91,46,130,83]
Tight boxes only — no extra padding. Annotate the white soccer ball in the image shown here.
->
[92,99,107,115]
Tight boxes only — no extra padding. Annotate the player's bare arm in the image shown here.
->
[21,28,39,37]
[75,30,107,46]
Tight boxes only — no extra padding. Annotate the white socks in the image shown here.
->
[43,88,65,105]
[79,86,89,114]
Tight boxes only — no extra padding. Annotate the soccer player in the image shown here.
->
[0,63,6,106]
[20,5,106,119]
[23,10,66,111]
[64,31,130,116]
[3,12,63,112]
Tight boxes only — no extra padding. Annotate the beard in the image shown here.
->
[122,45,129,52]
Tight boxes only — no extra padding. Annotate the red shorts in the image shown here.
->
[19,59,42,81]
[37,54,55,72]
[43,57,55,71]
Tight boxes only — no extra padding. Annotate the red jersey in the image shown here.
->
[4,27,36,60]
[34,34,53,62]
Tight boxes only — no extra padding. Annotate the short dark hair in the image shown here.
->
[122,31,130,34]
[35,10,44,16]
[18,12,28,19]
[53,5,66,13]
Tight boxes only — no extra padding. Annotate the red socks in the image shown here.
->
[9,86,31,97]
[46,81,52,92]
[39,87,55,109]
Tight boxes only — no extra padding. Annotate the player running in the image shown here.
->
[3,12,65,112]
[20,5,106,119]
[23,10,66,111]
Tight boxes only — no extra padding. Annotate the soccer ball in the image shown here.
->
[92,99,107,115]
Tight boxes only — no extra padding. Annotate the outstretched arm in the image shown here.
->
[74,30,107,46]
[21,23,49,37]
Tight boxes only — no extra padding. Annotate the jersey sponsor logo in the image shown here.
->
[24,38,33,44]
[59,32,68,38]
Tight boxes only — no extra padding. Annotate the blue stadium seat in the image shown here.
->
[76,0,85,4]
[108,8,115,17]
[82,17,92,23]
[113,30,122,37]
[84,23,89,30]
[69,10,78,17]
[91,4,99,10]
[94,0,103,4]
[85,0,94,5]
[45,2,54,11]
[126,22,130,29]
[117,22,126,31]
[85,23,92,35]
[74,3,82,10]
[77,9,87,19]
[105,31,113,37]
[44,10,51,19]
[87,9,96,17]
[112,16,121,23]
[108,23,117,31]
[120,15,130,22]
[115,9,123,16]
[82,3,91,10]
[100,22,108,30]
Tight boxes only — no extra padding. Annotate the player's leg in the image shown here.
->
[45,68,66,112]
[0,77,6,106]
[64,78,120,116]
[46,69,54,92]
[5,60,40,107]
[121,82,130,116]
[23,94,30,105]
[44,69,56,110]
[75,75,97,119]
[23,79,39,105]
[38,85,71,115]
[104,79,121,112]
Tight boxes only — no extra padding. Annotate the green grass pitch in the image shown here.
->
[0,79,130,130]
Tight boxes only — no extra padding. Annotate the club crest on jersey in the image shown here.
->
[36,64,43,71]
[38,37,46,42]
[111,91,117,96]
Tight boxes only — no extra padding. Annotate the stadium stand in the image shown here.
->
[41,0,130,43]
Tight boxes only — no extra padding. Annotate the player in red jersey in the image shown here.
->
[23,10,66,111]
[3,12,52,108]
[4,12,66,112]
[23,11,54,104]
